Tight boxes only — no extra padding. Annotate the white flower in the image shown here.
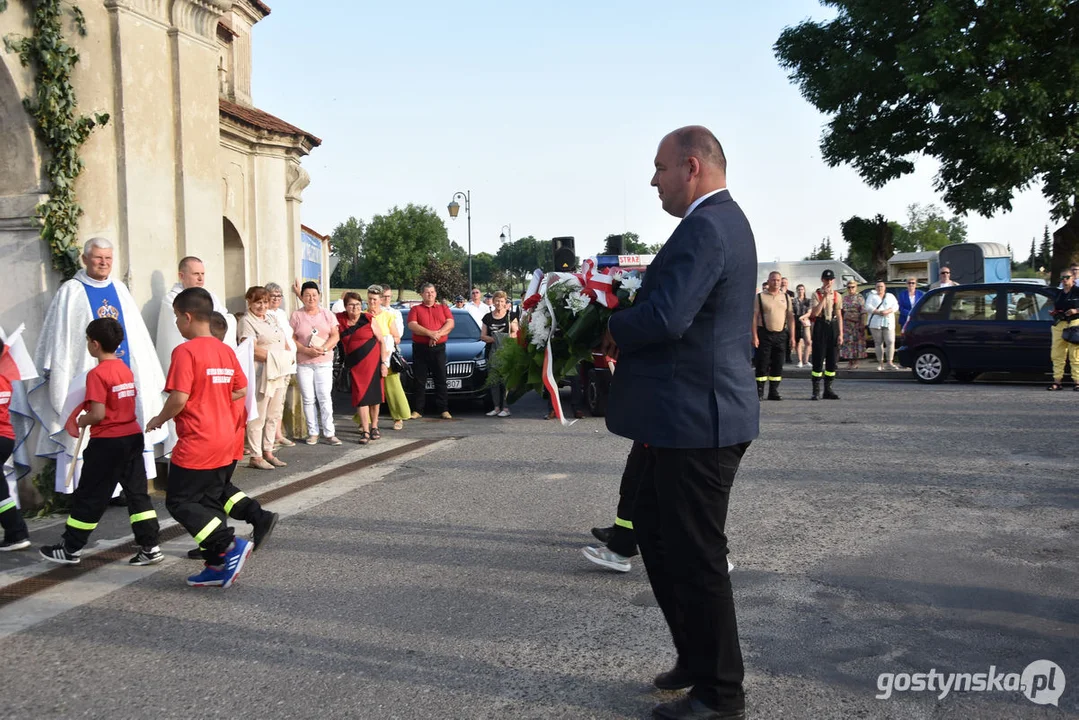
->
[609,268,624,282]
[618,272,642,294]
[565,291,591,316]
[529,308,551,348]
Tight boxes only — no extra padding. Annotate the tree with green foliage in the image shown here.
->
[602,232,665,256]
[775,0,1079,282]
[470,252,497,287]
[361,204,450,295]
[1028,238,1037,269]
[494,235,553,291]
[804,237,834,261]
[329,216,365,288]
[418,257,468,300]
[841,215,892,280]
[891,204,967,253]
[1039,225,1053,269]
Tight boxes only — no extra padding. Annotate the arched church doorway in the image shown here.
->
[223,217,246,313]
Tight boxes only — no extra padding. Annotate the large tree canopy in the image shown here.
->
[775,1,1079,232]
[361,204,450,294]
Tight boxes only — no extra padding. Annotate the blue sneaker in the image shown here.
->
[220,537,253,589]
[186,564,227,587]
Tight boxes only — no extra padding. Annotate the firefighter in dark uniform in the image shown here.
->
[809,269,844,400]
[752,271,795,400]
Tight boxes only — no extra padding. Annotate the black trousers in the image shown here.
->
[607,441,646,558]
[166,462,235,562]
[0,437,29,542]
[220,461,266,527]
[811,319,839,377]
[63,434,159,551]
[635,443,750,711]
[411,343,448,413]
[754,328,787,383]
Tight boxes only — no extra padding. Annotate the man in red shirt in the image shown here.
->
[406,283,455,420]
[40,319,162,565]
[0,338,30,552]
[147,288,253,588]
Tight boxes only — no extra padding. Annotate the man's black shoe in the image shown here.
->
[652,697,745,720]
[654,666,694,691]
[186,547,203,559]
[591,526,615,544]
[253,511,279,551]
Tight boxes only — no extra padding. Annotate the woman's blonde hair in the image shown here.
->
[492,290,507,301]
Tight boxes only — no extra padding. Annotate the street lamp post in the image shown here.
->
[499,224,511,245]
[447,191,472,290]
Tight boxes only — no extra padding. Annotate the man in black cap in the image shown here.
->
[809,269,843,400]
[453,295,466,309]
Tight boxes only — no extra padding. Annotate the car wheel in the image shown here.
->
[954,370,980,383]
[913,348,949,384]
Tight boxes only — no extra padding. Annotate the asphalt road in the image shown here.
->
[0,379,1076,719]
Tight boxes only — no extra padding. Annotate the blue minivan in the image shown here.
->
[897,283,1058,383]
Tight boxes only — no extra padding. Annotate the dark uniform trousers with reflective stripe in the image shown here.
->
[0,437,29,543]
[63,434,159,552]
[754,328,787,389]
[811,318,839,377]
[607,441,646,558]
[219,461,267,529]
[166,463,235,562]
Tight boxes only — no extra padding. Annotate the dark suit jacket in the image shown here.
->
[606,190,760,449]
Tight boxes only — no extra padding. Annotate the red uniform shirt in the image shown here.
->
[0,375,14,441]
[166,336,247,470]
[407,303,453,345]
[85,359,141,438]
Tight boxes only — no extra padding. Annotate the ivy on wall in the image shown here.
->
[2,0,108,279]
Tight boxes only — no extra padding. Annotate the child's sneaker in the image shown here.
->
[129,546,164,566]
[40,543,80,564]
[0,537,30,552]
[220,537,253,588]
[186,564,227,587]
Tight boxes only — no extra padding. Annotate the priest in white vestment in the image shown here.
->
[156,256,236,373]
[28,238,167,491]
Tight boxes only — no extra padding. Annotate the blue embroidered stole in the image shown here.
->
[79,280,133,367]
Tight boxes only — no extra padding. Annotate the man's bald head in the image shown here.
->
[177,256,206,288]
[670,125,727,175]
[651,125,728,218]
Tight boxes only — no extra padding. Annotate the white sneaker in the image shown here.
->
[728,559,735,572]
[485,408,500,417]
[582,545,631,572]
[497,409,511,417]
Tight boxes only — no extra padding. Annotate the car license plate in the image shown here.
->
[425,378,463,390]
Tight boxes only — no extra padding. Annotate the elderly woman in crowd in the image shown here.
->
[840,280,867,369]
[264,281,297,448]
[480,290,518,417]
[376,285,411,431]
[337,290,388,444]
[793,284,813,368]
[239,286,291,469]
[1048,270,1079,391]
[864,281,900,371]
[290,281,341,446]
[897,276,924,331]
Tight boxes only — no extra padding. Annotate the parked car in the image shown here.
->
[399,308,493,409]
[897,282,1058,383]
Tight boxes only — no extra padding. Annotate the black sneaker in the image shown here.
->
[0,538,30,552]
[40,543,80,564]
[590,526,615,544]
[129,546,164,566]
[187,547,204,559]
[252,511,278,551]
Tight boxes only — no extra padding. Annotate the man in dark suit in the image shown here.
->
[602,126,759,720]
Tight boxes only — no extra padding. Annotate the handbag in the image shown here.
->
[389,345,411,377]
[1062,325,1079,344]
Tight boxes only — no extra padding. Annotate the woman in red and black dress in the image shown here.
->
[336,291,387,444]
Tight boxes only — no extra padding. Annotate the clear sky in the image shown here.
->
[251,0,1054,265]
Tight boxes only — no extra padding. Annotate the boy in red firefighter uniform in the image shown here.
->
[40,319,162,565]
[183,312,277,559]
[0,338,31,552]
[146,288,253,588]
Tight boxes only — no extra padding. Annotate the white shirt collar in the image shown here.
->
[75,269,112,288]
[684,188,727,218]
